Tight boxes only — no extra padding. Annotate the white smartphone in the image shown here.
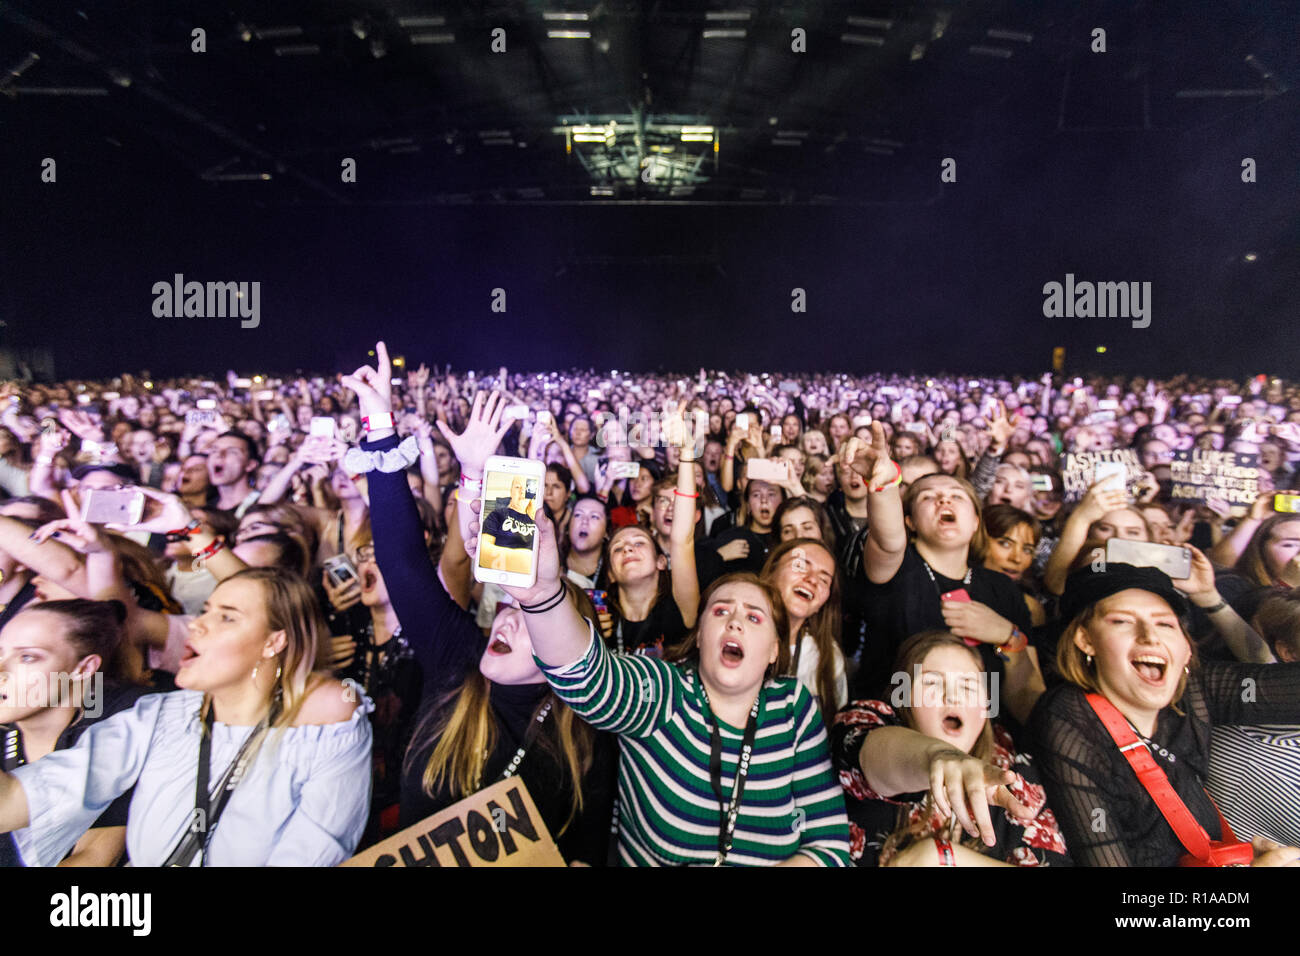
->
[475,456,546,588]
[1097,399,1120,410]
[310,417,337,438]
[1094,461,1127,490]
[537,410,552,425]
[196,398,217,410]
[735,413,750,431]
[233,378,253,389]
[609,460,642,480]
[504,404,530,422]
[746,458,789,482]
[81,488,145,526]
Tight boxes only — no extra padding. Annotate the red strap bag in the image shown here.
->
[1084,693,1253,867]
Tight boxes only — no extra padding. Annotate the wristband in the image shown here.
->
[519,580,568,615]
[869,460,903,494]
[192,536,225,565]
[999,625,1029,655]
[673,489,699,499]
[35,455,54,466]
[164,518,204,541]
[935,837,956,867]
[1198,598,1228,614]
[362,412,394,432]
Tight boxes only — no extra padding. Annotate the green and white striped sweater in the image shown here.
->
[539,629,851,866]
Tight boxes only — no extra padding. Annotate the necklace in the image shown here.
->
[920,557,972,591]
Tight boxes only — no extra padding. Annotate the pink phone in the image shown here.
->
[746,458,788,482]
[940,589,980,647]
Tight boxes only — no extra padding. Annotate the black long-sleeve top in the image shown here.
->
[1027,660,1300,866]
[361,434,616,864]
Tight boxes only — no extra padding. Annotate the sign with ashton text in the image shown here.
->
[340,777,564,867]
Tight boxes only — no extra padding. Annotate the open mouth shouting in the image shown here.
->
[720,639,745,668]
[361,567,379,593]
[1130,652,1169,686]
[180,642,200,667]
[936,505,959,526]
[940,711,966,737]
[488,630,513,656]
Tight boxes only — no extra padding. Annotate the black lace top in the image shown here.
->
[1027,661,1300,866]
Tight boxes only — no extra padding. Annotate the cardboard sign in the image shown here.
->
[1060,449,1143,503]
[341,777,565,868]
[1169,450,1260,505]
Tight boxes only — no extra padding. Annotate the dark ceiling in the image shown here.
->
[1,1,1297,377]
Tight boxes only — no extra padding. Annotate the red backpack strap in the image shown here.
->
[1083,693,1212,861]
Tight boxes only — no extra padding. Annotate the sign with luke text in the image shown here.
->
[340,777,565,867]
[1169,450,1260,506]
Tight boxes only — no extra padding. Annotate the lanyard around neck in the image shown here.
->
[499,699,553,781]
[697,677,762,866]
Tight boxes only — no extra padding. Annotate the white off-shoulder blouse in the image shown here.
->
[10,688,373,867]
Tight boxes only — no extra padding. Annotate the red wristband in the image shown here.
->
[935,837,956,867]
[673,489,699,498]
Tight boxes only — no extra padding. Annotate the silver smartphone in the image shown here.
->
[1105,538,1192,580]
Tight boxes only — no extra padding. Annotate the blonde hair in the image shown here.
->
[199,568,324,735]
[414,592,599,833]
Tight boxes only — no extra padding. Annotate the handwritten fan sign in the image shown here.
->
[1060,449,1143,504]
[341,777,565,867]
[1169,450,1260,505]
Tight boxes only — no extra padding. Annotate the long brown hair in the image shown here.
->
[668,572,792,681]
[1235,515,1300,588]
[410,589,599,833]
[760,539,842,717]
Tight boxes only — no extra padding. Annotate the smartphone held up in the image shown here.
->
[474,456,545,589]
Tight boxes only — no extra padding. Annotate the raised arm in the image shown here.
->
[342,343,480,682]
[1042,478,1128,596]
[666,404,701,628]
[841,424,906,584]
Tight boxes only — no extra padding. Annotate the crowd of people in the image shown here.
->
[0,352,1297,867]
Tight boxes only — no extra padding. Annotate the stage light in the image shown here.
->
[1096,346,1107,354]
[1244,252,1258,262]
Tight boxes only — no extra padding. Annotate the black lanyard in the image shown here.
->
[499,699,553,780]
[177,701,276,867]
[1,726,21,772]
[698,678,762,866]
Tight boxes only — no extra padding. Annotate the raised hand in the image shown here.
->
[407,362,431,392]
[58,408,105,444]
[987,401,1015,453]
[839,421,895,487]
[435,390,513,479]
[339,341,394,421]
[461,496,562,605]
[1075,476,1129,524]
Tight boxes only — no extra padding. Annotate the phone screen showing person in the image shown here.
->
[475,457,544,587]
